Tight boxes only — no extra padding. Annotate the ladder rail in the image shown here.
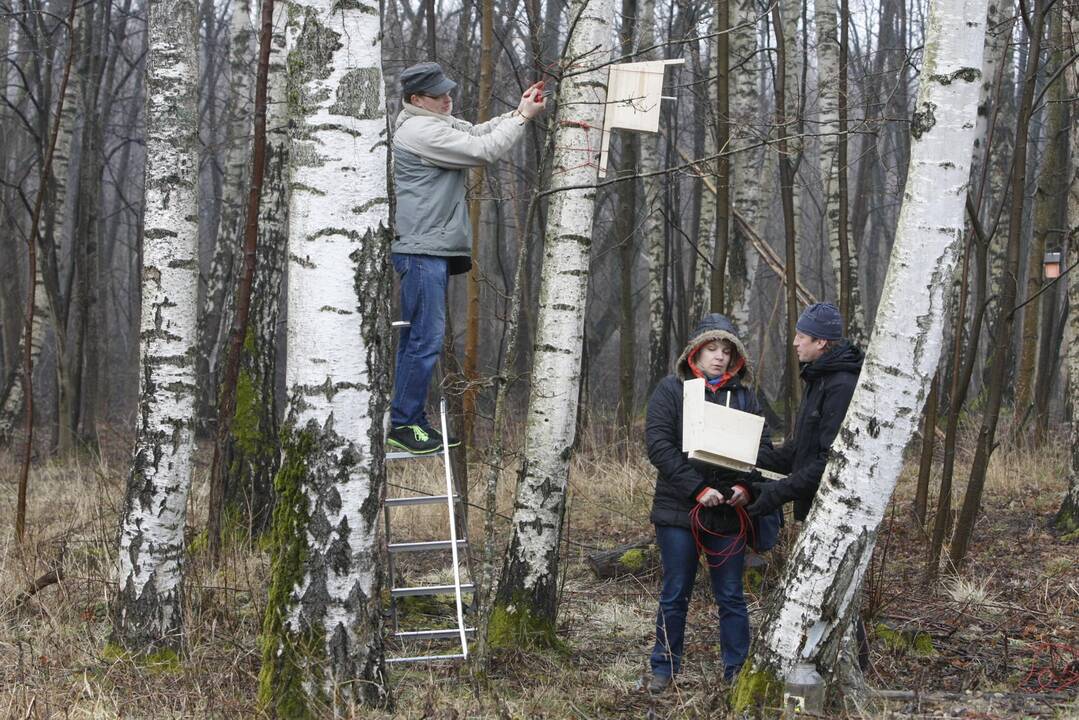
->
[384,320,469,663]
[439,397,470,660]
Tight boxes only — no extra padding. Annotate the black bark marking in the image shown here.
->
[910,101,937,140]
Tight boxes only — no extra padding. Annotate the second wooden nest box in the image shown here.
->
[598,59,684,178]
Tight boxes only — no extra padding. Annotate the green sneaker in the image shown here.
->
[387,425,442,454]
[423,426,461,448]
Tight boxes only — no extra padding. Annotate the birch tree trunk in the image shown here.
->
[971,0,1008,188]
[1016,5,1064,424]
[220,0,289,538]
[0,263,50,442]
[1052,5,1079,534]
[490,0,613,646]
[0,11,72,443]
[112,0,200,654]
[257,0,391,711]
[732,0,987,702]
[950,0,1046,567]
[640,0,669,389]
[779,0,802,238]
[195,0,255,429]
[816,0,866,345]
[691,13,717,322]
[618,0,640,425]
[727,0,766,329]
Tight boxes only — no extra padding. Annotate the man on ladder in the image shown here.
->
[387,62,547,454]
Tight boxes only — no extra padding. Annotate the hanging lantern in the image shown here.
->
[1043,251,1062,279]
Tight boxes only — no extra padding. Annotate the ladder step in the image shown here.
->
[391,583,475,597]
[386,653,466,664]
[395,628,476,640]
[385,494,459,507]
[387,539,468,553]
[386,449,446,461]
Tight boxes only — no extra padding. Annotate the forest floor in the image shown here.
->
[0,420,1077,719]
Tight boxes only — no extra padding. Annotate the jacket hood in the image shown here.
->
[802,339,864,380]
[675,314,754,383]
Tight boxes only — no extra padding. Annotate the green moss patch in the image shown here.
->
[488,596,566,654]
[102,643,181,674]
[875,623,935,656]
[257,426,325,718]
[618,548,646,571]
[730,662,783,712]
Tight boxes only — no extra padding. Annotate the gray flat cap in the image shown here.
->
[400,62,457,98]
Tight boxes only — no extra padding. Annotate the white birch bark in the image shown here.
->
[734,0,988,702]
[0,17,75,441]
[780,0,802,236]
[258,0,391,710]
[112,0,199,652]
[1053,7,1079,534]
[491,0,614,639]
[815,0,866,344]
[691,107,716,323]
[0,263,50,441]
[691,16,716,322]
[983,27,1014,335]
[971,0,1008,183]
[221,0,290,534]
[728,0,767,329]
[639,0,668,386]
[195,0,255,422]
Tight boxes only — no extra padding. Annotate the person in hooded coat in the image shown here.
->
[642,314,772,693]
[745,302,865,520]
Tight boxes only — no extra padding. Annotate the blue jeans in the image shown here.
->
[650,524,749,681]
[390,253,449,428]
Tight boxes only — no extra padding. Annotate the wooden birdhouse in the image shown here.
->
[681,378,765,472]
[598,59,685,178]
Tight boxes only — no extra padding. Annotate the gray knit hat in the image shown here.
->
[795,303,843,340]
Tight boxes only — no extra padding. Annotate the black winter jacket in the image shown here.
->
[646,314,772,532]
[756,340,864,520]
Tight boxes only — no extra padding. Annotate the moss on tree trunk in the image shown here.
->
[258,426,325,718]
[487,592,564,652]
[730,662,783,712]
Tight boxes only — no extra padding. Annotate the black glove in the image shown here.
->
[711,467,742,485]
[739,468,764,485]
[746,481,782,517]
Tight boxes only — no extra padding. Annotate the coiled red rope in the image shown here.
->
[1022,641,1079,693]
[688,502,754,567]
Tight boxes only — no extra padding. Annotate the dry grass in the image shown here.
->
[0,417,1076,718]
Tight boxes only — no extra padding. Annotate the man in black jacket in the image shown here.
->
[746,303,864,520]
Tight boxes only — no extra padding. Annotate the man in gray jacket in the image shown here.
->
[388,62,546,454]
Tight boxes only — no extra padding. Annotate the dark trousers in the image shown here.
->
[389,253,448,428]
[650,524,749,681]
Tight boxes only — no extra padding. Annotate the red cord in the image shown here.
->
[689,502,752,568]
[1021,641,1079,692]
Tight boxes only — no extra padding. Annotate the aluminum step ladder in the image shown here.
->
[384,321,473,664]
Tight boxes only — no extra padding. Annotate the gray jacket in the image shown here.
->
[392,103,527,274]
